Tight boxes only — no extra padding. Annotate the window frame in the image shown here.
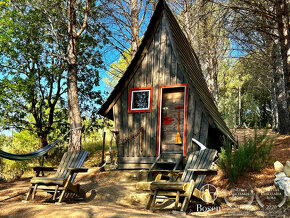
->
[128,87,153,113]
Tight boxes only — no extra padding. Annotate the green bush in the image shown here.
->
[217,129,273,182]
[0,131,39,181]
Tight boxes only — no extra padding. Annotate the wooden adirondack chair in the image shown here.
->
[25,150,88,203]
[146,149,217,212]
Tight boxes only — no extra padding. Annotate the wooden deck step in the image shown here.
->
[146,154,184,181]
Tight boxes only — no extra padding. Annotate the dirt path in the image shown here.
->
[1,169,287,217]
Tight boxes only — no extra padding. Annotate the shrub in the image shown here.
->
[217,129,273,182]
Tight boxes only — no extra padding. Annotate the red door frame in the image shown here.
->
[157,84,188,156]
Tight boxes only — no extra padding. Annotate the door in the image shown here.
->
[157,84,188,156]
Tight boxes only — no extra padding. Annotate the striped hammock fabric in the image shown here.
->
[0,127,80,161]
[0,139,61,161]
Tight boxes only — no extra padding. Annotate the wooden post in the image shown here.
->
[238,74,241,126]
[111,129,119,160]
[101,131,106,165]
[109,134,113,163]
[140,129,143,153]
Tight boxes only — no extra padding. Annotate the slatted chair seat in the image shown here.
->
[150,182,189,191]
[146,149,218,212]
[30,177,66,186]
[25,150,88,203]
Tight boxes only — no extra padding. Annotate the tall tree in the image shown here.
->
[212,0,290,133]
[103,0,151,59]
[218,53,272,128]
[66,0,89,151]
[169,0,230,102]
[101,0,151,89]
[0,0,107,148]
[42,0,108,150]
[0,1,68,147]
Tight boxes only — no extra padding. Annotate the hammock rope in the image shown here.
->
[0,127,81,161]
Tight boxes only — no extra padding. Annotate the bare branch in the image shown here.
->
[76,0,90,37]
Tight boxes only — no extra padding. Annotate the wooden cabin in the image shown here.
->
[98,0,235,169]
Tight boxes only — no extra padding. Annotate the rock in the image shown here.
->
[274,161,284,172]
[274,176,290,197]
[283,161,290,177]
[275,171,287,178]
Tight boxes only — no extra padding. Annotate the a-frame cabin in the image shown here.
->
[98,0,235,169]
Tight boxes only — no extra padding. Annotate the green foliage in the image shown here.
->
[0,118,115,181]
[218,52,272,128]
[0,131,38,181]
[104,49,131,91]
[82,119,114,153]
[217,129,273,182]
[0,0,108,145]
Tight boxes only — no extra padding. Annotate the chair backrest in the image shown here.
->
[181,149,217,189]
[55,150,88,181]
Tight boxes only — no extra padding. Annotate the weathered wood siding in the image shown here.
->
[113,13,212,168]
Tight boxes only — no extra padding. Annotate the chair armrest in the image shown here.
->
[32,166,56,172]
[148,169,183,173]
[68,168,88,173]
[187,169,217,175]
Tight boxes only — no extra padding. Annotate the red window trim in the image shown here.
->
[128,87,153,113]
[157,84,188,157]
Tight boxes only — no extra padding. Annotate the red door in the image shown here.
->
[158,85,187,156]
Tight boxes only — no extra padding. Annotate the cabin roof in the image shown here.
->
[98,0,235,143]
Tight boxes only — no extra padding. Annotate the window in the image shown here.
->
[128,87,153,113]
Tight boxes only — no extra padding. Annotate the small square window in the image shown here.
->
[128,87,153,113]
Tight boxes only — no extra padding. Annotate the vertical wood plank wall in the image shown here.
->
[113,13,211,167]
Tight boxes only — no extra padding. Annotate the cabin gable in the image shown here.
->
[99,0,235,169]
[112,11,219,169]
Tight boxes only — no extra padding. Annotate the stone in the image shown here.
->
[274,176,290,197]
[283,161,290,177]
[275,171,287,178]
[274,161,284,172]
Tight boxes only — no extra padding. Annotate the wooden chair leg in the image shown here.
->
[145,191,154,210]
[181,196,190,212]
[25,185,34,201]
[53,185,59,201]
[150,190,158,211]
[58,189,66,203]
[175,191,180,209]
[181,180,195,212]
[31,184,38,200]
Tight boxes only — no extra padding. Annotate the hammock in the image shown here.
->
[0,128,79,161]
[0,140,61,161]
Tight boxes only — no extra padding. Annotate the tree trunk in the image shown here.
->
[270,77,279,131]
[238,74,242,126]
[271,40,290,134]
[38,133,48,148]
[200,1,219,103]
[130,0,139,58]
[183,0,193,44]
[67,0,82,151]
[276,0,290,115]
